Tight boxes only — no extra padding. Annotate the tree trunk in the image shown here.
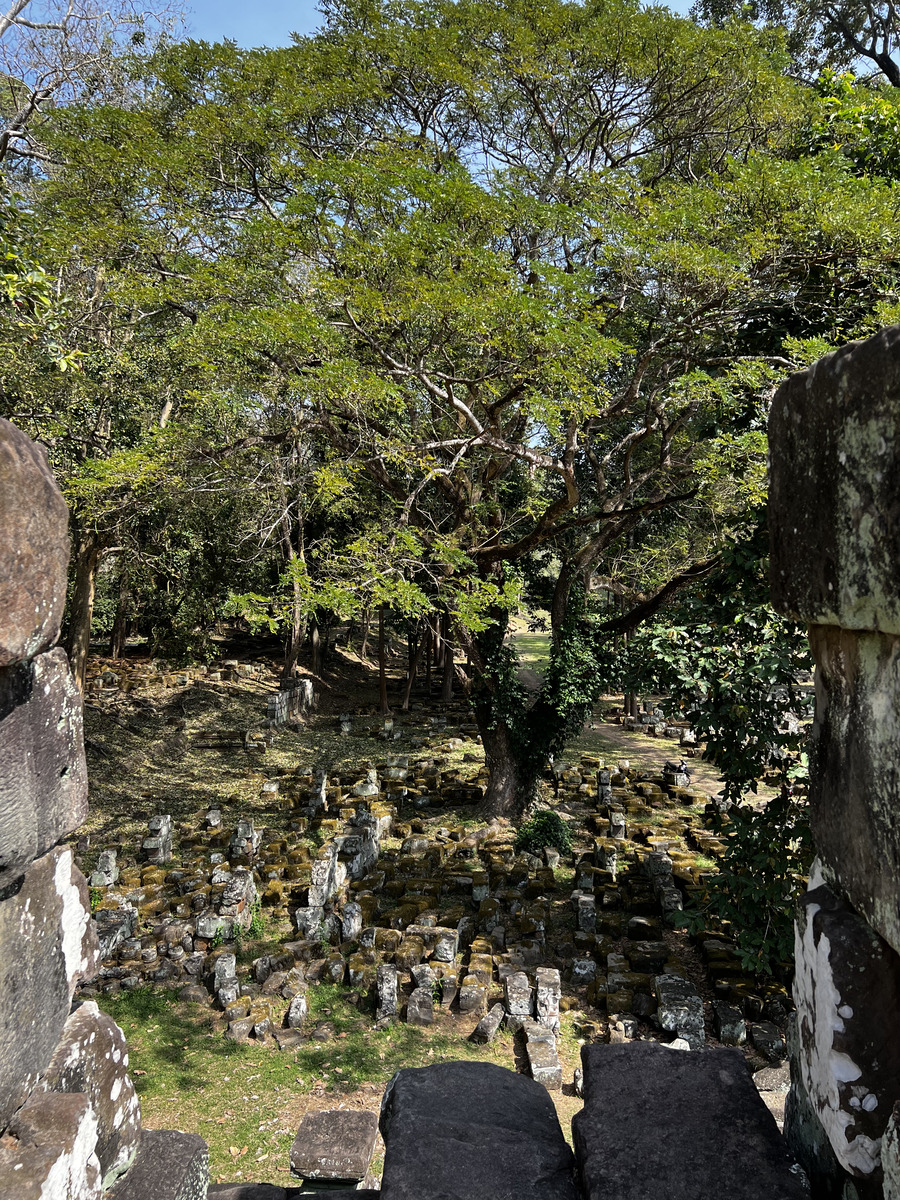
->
[109,575,129,660]
[281,575,306,684]
[401,627,426,711]
[424,622,433,693]
[64,526,103,691]
[360,610,371,661]
[478,720,525,819]
[378,605,390,715]
[309,618,321,676]
[440,618,454,702]
[549,559,576,646]
[433,616,444,669]
[279,500,306,685]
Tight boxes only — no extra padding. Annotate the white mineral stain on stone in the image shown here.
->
[863,1094,879,1112]
[829,1051,860,1082]
[110,1078,122,1102]
[42,1104,100,1200]
[839,1005,854,1019]
[883,1109,900,1200]
[794,893,882,1176]
[54,848,91,985]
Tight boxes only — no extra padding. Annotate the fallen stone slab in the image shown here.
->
[290,1109,379,1185]
[471,1002,505,1044]
[378,1061,578,1200]
[526,1036,563,1091]
[655,973,705,1048]
[106,1129,208,1200]
[573,1041,808,1200]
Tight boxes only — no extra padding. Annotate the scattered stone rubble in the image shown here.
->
[82,716,795,1099]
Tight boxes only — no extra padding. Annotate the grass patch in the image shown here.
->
[512,633,551,670]
[97,982,518,1186]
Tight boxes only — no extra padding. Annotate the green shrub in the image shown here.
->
[515,810,572,858]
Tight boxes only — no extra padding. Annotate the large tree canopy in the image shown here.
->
[7,0,900,812]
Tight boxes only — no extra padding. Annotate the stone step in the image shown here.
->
[572,1042,807,1200]
[378,1061,578,1200]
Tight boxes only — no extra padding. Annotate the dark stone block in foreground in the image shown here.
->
[379,1060,578,1200]
[290,1109,378,1183]
[107,1129,208,1200]
[573,1042,807,1200]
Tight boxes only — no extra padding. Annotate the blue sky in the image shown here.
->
[184,0,325,46]
[184,0,691,47]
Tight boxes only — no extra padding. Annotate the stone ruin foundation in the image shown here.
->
[4,321,900,1199]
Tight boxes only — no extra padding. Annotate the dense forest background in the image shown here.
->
[3,0,899,963]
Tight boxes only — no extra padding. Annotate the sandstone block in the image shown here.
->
[290,1109,378,1184]
[536,966,561,1034]
[0,648,88,889]
[286,991,308,1029]
[378,1061,578,1200]
[0,418,70,667]
[107,1129,208,1200]
[793,882,900,1178]
[655,974,705,1049]
[0,1089,101,1200]
[504,970,533,1018]
[0,845,99,1127]
[574,1042,807,1200]
[712,1000,746,1046]
[526,1035,562,1091]
[471,1002,505,1044]
[38,1000,141,1188]
[769,324,900,633]
[804,627,900,953]
[376,963,398,1023]
[406,985,434,1026]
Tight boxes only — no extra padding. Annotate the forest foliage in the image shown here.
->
[2,0,900,962]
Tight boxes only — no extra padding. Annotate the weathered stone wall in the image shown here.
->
[0,418,207,1198]
[769,327,900,1198]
